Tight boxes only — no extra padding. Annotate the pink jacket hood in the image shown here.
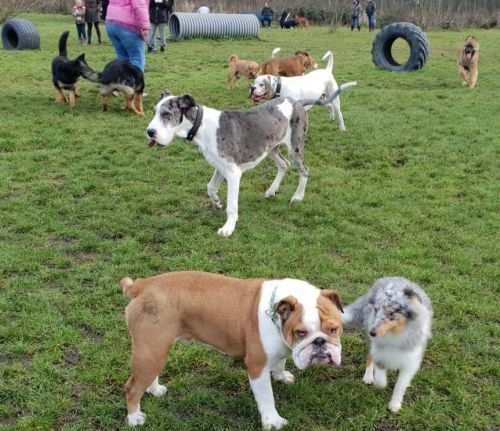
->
[106,0,150,34]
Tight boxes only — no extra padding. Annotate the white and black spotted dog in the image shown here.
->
[146,86,355,237]
[343,277,433,413]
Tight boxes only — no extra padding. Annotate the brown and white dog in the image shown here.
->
[227,54,260,87]
[458,36,479,88]
[259,49,318,77]
[122,271,344,430]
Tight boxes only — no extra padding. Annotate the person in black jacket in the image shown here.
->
[148,0,173,53]
[84,0,102,44]
[366,0,376,31]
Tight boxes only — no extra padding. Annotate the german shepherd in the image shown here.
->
[458,36,479,88]
[51,31,94,107]
[85,59,145,115]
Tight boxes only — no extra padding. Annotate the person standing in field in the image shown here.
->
[105,0,150,72]
[148,0,173,53]
[85,0,102,44]
[351,0,361,31]
[366,0,376,31]
[72,0,87,44]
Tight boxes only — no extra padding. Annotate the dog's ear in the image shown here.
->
[295,50,309,57]
[76,53,86,61]
[178,94,196,112]
[264,77,274,95]
[275,295,298,322]
[321,290,344,313]
[159,89,172,100]
[404,287,422,303]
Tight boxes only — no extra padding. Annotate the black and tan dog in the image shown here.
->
[85,59,145,115]
[458,36,479,88]
[51,31,95,107]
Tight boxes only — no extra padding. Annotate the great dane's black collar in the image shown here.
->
[272,77,282,99]
[187,105,204,141]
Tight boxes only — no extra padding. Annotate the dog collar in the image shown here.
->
[266,286,293,350]
[186,105,204,141]
[272,77,282,99]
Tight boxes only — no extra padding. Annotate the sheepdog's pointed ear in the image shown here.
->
[159,89,172,100]
[404,287,422,303]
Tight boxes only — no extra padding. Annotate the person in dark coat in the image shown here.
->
[148,0,173,53]
[100,0,109,20]
[85,0,102,44]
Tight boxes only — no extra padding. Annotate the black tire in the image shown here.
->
[371,22,429,72]
[1,19,41,50]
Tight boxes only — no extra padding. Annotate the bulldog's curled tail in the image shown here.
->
[300,81,358,107]
[121,277,144,299]
[322,50,334,73]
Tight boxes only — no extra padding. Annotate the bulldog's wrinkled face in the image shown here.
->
[276,291,343,369]
[250,75,274,103]
[145,90,197,148]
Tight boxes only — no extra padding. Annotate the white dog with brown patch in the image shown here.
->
[251,51,353,131]
[121,271,344,430]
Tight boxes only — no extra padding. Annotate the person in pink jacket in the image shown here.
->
[105,0,150,72]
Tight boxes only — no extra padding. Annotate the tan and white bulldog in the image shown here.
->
[122,271,344,430]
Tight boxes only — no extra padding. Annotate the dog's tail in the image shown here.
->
[322,51,334,73]
[58,31,70,58]
[80,65,100,83]
[300,81,357,107]
[272,47,281,58]
[229,54,238,62]
[121,277,146,299]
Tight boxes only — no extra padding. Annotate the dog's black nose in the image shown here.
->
[146,128,156,138]
[369,329,377,337]
[312,337,326,347]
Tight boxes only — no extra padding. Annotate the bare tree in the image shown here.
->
[0,0,44,24]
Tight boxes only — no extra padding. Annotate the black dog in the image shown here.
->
[85,59,145,115]
[279,11,296,29]
[51,31,94,107]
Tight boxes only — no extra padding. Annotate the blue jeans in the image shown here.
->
[261,16,272,27]
[105,22,146,72]
[76,23,86,40]
[368,14,376,31]
[351,15,360,30]
[149,23,166,50]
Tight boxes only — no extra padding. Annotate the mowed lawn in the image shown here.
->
[0,13,499,431]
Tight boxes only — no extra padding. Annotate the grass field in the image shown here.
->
[0,13,499,431]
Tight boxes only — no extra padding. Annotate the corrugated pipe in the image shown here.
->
[169,13,260,40]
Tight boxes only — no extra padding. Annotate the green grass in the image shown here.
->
[0,13,499,431]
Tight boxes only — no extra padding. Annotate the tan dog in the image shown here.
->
[227,54,260,87]
[294,15,309,28]
[458,36,479,88]
[259,50,318,77]
[122,271,344,429]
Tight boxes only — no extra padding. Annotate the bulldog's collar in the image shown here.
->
[272,77,282,99]
[266,286,293,350]
[187,105,204,141]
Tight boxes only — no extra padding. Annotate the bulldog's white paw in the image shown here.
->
[265,189,277,198]
[362,374,374,385]
[146,383,167,397]
[273,370,294,384]
[217,224,235,237]
[388,400,402,413]
[290,194,304,204]
[262,414,288,430]
[374,376,387,388]
[127,411,146,426]
[213,201,223,209]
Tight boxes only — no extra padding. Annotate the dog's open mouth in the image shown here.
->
[251,92,269,103]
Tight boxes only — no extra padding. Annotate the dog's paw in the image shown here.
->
[290,195,304,204]
[217,225,235,237]
[146,383,167,397]
[127,411,146,426]
[262,414,288,430]
[388,400,402,413]
[374,377,387,388]
[265,189,277,198]
[362,374,374,385]
[273,370,295,384]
